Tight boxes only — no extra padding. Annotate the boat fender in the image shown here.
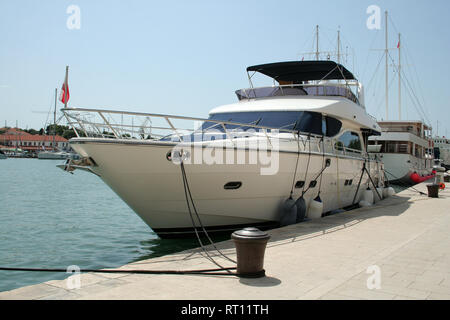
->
[363,188,374,204]
[280,198,297,227]
[374,187,384,202]
[295,196,307,223]
[308,195,323,219]
[385,187,396,197]
[359,200,372,208]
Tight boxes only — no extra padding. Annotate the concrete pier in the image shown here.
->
[1,182,450,300]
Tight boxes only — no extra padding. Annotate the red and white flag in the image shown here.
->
[59,66,70,106]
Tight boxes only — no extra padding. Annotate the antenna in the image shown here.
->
[385,10,389,121]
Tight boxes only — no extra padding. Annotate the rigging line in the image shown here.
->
[317,137,326,195]
[365,62,386,110]
[361,30,381,80]
[290,132,302,198]
[301,155,330,196]
[319,65,339,82]
[401,49,430,122]
[320,26,339,53]
[388,14,401,36]
[299,27,317,59]
[387,51,430,124]
[400,66,429,123]
[366,52,385,91]
[44,93,54,131]
[337,32,356,70]
[405,53,428,112]
[180,160,237,265]
[367,73,386,116]
[402,45,428,108]
[301,135,312,196]
[370,69,397,119]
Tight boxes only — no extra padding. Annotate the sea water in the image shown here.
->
[0,158,202,292]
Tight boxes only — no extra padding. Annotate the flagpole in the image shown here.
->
[64,66,69,108]
[53,88,57,151]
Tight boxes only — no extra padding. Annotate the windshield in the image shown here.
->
[203,111,328,135]
[160,111,342,142]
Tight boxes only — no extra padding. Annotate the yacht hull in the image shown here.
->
[379,153,434,185]
[71,139,384,238]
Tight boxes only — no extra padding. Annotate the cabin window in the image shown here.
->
[336,131,362,151]
[325,116,342,137]
[294,111,323,135]
[203,111,344,137]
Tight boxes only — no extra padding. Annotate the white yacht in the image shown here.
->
[365,13,435,186]
[61,61,385,238]
[433,137,450,170]
[369,121,435,184]
[38,150,71,160]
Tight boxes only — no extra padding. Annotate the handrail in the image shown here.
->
[235,83,360,105]
[62,107,369,160]
[62,107,324,138]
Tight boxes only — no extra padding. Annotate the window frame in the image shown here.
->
[335,130,363,154]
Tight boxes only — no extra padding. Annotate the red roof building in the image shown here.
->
[0,128,69,153]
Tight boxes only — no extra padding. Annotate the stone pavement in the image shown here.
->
[1,182,449,300]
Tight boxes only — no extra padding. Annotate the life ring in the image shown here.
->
[439,183,445,190]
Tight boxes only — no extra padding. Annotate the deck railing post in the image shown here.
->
[98,112,120,139]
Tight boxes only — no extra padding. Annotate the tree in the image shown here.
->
[63,129,77,140]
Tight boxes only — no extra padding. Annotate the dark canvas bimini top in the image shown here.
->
[247,61,356,83]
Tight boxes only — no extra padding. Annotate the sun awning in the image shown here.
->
[246,61,356,83]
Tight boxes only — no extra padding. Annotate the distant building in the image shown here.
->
[0,127,69,154]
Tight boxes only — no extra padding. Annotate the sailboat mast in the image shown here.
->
[337,29,341,64]
[398,33,401,120]
[53,88,57,150]
[315,25,319,60]
[385,11,389,120]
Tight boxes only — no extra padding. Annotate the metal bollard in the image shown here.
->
[427,184,439,198]
[231,227,270,278]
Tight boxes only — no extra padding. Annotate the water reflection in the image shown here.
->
[134,234,231,262]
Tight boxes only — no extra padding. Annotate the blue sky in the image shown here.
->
[1,0,449,136]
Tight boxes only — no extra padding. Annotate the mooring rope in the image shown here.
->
[383,168,427,196]
[0,267,237,277]
[289,132,302,198]
[317,136,326,197]
[301,135,312,197]
[179,156,237,267]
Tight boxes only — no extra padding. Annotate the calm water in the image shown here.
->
[0,159,204,292]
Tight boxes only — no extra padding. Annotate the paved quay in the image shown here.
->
[1,182,450,300]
